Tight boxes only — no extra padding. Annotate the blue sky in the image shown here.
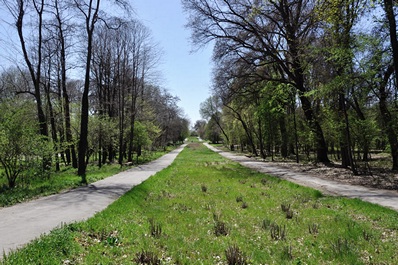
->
[133,0,213,125]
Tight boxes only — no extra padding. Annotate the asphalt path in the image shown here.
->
[204,143,398,212]
[0,144,186,256]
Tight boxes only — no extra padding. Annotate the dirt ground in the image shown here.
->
[264,156,398,191]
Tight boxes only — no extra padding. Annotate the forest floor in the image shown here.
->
[208,143,398,211]
[267,155,398,191]
[214,143,398,191]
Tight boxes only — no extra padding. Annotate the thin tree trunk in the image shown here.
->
[45,62,60,172]
[379,66,398,170]
[78,0,101,181]
[279,116,288,158]
[16,0,48,138]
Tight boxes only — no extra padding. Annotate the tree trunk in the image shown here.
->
[45,63,60,172]
[339,93,357,174]
[384,0,398,91]
[379,66,398,170]
[256,117,266,159]
[78,0,100,182]
[16,0,48,138]
[279,116,288,158]
[287,39,329,163]
[298,94,329,163]
[225,105,258,157]
[383,0,398,170]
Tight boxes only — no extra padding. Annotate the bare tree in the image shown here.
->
[2,0,48,138]
[52,0,78,168]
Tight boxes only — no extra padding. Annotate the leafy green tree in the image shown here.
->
[200,96,229,145]
[0,101,51,188]
[204,116,222,144]
[193,120,207,139]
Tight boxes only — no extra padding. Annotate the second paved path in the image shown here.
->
[0,144,186,256]
[204,143,398,212]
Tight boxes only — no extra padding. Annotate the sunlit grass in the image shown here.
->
[2,143,398,264]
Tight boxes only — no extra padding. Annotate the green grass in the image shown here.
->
[2,143,398,264]
[0,148,174,207]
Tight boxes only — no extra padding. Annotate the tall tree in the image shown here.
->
[200,96,230,145]
[2,0,48,138]
[75,0,101,181]
[53,0,78,168]
[317,0,365,173]
[381,0,398,170]
[183,0,330,162]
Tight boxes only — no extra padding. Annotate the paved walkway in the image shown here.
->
[0,145,186,256]
[204,143,398,212]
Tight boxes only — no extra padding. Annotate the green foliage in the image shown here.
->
[134,120,160,149]
[0,100,52,188]
[204,116,222,144]
[88,115,119,156]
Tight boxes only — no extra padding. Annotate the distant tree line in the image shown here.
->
[0,0,189,188]
[185,0,398,174]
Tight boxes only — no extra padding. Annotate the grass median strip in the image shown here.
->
[2,143,398,264]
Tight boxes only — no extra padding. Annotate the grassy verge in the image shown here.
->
[0,148,174,207]
[2,143,398,264]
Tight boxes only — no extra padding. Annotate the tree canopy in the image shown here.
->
[185,0,398,173]
[0,0,189,187]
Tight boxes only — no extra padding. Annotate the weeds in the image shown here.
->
[331,238,351,256]
[363,230,372,241]
[213,211,222,222]
[285,209,294,219]
[262,218,272,230]
[134,250,161,265]
[149,218,162,238]
[106,234,119,246]
[214,220,230,236]
[201,184,207,192]
[270,223,286,240]
[281,245,293,261]
[308,223,319,235]
[225,245,247,265]
[281,203,291,212]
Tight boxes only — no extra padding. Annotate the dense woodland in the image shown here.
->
[0,0,189,188]
[185,0,398,175]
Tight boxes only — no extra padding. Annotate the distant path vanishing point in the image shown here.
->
[204,143,398,212]
[0,144,186,256]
